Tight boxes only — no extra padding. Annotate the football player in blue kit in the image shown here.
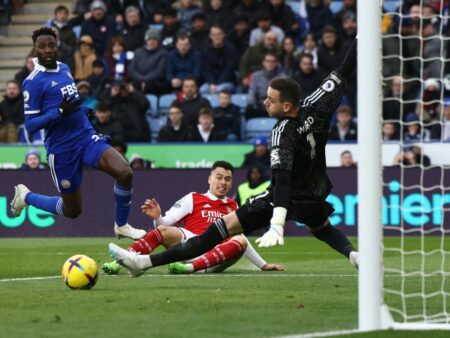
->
[10,27,146,240]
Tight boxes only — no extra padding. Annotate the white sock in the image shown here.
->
[136,255,152,269]
[185,263,194,272]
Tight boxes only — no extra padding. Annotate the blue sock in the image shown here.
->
[113,183,132,226]
[25,193,64,216]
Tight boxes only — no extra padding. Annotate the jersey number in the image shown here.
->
[307,132,316,159]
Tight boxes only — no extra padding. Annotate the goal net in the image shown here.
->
[364,0,450,330]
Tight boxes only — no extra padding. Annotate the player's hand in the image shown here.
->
[255,224,284,247]
[261,263,285,271]
[58,95,81,116]
[141,198,161,219]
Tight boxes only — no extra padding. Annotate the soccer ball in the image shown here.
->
[61,254,98,290]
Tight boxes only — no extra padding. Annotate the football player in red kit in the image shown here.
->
[102,161,284,275]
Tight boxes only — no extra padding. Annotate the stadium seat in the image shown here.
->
[231,94,247,112]
[330,1,343,14]
[158,93,176,114]
[203,94,219,108]
[286,1,300,15]
[149,24,163,31]
[73,25,82,40]
[384,0,401,12]
[245,118,278,141]
[146,94,158,117]
[148,116,167,141]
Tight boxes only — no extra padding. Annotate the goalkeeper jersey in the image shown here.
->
[269,71,347,201]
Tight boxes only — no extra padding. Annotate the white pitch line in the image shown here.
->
[276,328,360,338]
[0,276,61,282]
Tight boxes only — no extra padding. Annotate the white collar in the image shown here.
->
[33,57,60,72]
[205,191,228,203]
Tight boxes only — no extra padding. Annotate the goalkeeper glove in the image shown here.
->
[58,95,81,116]
[255,224,284,247]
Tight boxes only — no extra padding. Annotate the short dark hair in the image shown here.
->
[96,101,111,112]
[54,5,69,15]
[269,77,302,109]
[321,25,337,36]
[32,27,57,44]
[299,52,313,62]
[92,59,104,68]
[175,32,191,44]
[211,161,234,173]
[263,51,278,61]
[218,90,231,97]
[199,107,213,117]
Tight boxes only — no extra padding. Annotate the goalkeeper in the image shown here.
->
[108,38,360,276]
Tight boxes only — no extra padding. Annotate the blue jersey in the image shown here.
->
[22,59,94,154]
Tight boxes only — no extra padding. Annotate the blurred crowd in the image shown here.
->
[1,0,449,168]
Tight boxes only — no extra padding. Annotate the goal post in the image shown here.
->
[358,0,450,332]
[357,0,383,331]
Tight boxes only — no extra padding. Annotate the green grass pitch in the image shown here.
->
[0,237,448,338]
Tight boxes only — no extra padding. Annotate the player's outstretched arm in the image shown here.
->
[25,110,61,134]
[335,37,357,82]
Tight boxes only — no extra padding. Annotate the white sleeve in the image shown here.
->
[243,236,267,269]
[155,193,194,226]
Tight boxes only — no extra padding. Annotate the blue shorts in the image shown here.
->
[47,133,111,193]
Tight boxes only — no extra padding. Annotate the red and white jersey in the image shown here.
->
[156,191,238,235]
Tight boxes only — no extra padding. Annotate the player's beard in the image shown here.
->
[39,54,57,69]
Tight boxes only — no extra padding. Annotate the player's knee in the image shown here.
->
[63,207,81,219]
[233,235,247,251]
[156,225,168,235]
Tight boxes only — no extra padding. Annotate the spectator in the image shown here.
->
[104,36,134,82]
[268,0,298,38]
[74,35,97,81]
[421,78,441,122]
[383,75,416,122]
[107,0,140,28]
[232,0,261,27]
[246,51,286,119]
[421,19,442,79]
[0,110,18,143]
[382,122,400,141]
[157,105,189,142]
[280,36,299,77]
[92,101,125,143]
[107,81,150,142]
[328,105,358,141]
[200,25,237,95]
[120,5,147,51]
[235,165,270,206]
[166,33,202,91]
[393,145,431,167]
[20,148,46,169]
[213,90,241,141]
[339,10,357,48]
[239,31,280,87]
[129,153,153,169]
[77,81,97,110]
[299,33,318,68]
[160,8,182,50]
[242,135,271,168]
[140,1,170,25]
[15,55,35,87]
[0,80,23,129]
[187,107,227,142]
[249,11,285,47]
[227,15,250,61]
[171,78,212,127]
[404,112,431,143]
[45,5,76,52]
[340,150,356,167]
[333,0,357,37]
[86,59,109,99]
[190,13,210,53]
[305,0,334,40]
[317,25,344,74]
[440,98,450,141]
[293,53,323,99]
[174,0,202,30]
[128,28,169,95]
[80,0,117,57]
[54,28,75,74]
[204,0,231,28]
